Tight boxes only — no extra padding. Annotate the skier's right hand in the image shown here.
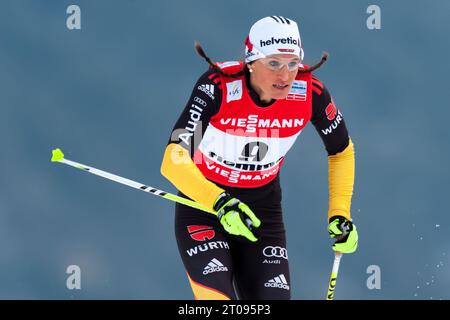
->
[213,193,261,242]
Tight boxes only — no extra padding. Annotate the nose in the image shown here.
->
[278,66,290,82]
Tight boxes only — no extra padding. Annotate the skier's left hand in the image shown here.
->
[328,216,358,253]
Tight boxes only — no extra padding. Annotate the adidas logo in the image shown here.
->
[203,258,228,275]
[264,274,290,290]
[198,84,215,100]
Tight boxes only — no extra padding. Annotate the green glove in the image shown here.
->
[214,193,261,242]
[328,216,358,253]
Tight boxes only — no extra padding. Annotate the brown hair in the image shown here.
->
[194,41,328,77]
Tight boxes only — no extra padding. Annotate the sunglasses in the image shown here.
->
[259,57,301,72]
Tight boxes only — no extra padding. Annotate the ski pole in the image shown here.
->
[50,148,216,214]
[326,251,342,300]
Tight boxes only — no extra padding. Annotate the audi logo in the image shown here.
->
[194,96,207,107]
[263,246,288,259]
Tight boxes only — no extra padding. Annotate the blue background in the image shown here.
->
[1,0,449,299]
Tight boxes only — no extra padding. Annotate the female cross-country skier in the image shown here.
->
[160,16,358,300]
